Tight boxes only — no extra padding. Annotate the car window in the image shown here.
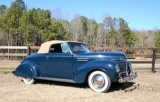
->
[61,43,70,53]
[49,44,62,53]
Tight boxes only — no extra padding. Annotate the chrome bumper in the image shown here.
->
[118,70,138,83]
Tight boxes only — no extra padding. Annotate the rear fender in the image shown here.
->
[14,61,38,78]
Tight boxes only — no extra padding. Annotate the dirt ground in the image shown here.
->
[0,72,160,102]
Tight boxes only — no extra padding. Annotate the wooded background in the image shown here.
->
[0,0,160,48]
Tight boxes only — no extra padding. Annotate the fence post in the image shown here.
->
[27,46,31,55]
[152,48,156,72]
[122,47,125,53]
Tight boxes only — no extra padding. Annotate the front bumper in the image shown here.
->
[118,70,138,83]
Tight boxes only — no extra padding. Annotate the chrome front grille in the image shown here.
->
[116,60,127,72]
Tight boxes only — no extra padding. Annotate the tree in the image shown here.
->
[59,19,73,40]
[134,30,156,47]
[155,30,160,47]
[124,30,137,47]
[0,0,26,46]
[146,30,155,47]
[0,5,7,15]
[86,19,97,47]
[0,5,8,45]
[107,27,118,47]
[71,15,87,42]
[45,22,66,40]
[103,16,113,46]
[103,16,114,29]
[118,18,137,47]
[103,16,120,47]
[96,23,105,47]
[28,8,51,45]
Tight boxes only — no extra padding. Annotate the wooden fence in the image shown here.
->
[0,46,29,61]
[0,46,160,72]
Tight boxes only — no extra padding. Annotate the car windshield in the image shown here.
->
[69,43,89,53]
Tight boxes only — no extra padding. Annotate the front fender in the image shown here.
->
[74,59,118,83]
[14,60,38,78]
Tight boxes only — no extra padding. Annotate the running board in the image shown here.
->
[35,77,76,83]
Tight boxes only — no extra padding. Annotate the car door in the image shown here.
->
[46,43,74,79]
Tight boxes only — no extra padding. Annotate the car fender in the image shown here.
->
[14,60,38,78]
[74,59,118,83]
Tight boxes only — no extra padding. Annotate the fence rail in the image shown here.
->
[0,46,28,49]
[0,46,160,72]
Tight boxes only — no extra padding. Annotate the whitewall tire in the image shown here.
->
[22,77,35,85]
[88,71,111,93]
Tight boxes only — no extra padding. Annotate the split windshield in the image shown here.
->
[69,43,89,53]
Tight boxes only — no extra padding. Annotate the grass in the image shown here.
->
[0,62,20,68]
[0,72,160,102]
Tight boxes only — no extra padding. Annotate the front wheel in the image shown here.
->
[22,77,35,85]
[88,71,111,93]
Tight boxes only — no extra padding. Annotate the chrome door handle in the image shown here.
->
[46,56,49,60]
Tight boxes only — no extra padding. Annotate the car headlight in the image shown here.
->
[115,64,120,72]
[128,63,132,69]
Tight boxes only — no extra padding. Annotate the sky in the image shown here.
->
[0,0,160,30]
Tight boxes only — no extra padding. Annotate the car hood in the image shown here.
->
[75,52,126,60]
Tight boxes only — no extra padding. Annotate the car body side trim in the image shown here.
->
[35,77,76,83]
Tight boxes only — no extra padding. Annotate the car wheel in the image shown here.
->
[88,71,111,93]
[22,77,35,85]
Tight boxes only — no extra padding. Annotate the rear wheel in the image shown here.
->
[88,71,111,93]
[22,77,35,85]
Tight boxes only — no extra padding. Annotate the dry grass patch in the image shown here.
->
[0,62,20,68]
[0,72,160,102]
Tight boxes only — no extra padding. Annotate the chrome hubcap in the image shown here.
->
[93,75,105,88]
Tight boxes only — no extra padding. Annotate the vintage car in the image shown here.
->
[14,40,137,93]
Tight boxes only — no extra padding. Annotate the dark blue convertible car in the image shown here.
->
[14,40,137,93]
